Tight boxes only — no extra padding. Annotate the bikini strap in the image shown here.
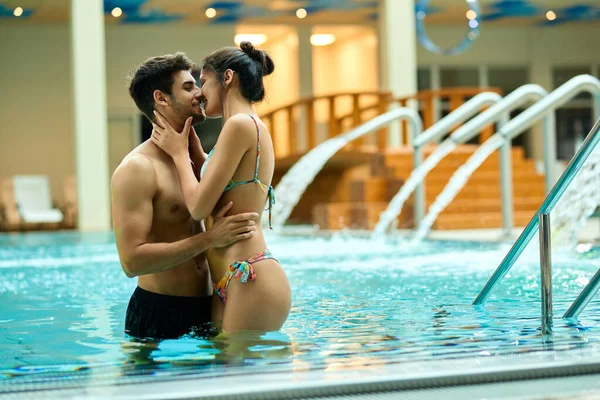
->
[248,115,261,181]
[248,114,276,230]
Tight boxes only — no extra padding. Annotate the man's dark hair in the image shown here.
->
[128,52,195,121]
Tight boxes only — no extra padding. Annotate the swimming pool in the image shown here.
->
[2,231,600,399]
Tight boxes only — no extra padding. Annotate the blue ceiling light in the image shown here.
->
[313,0,378,11]
[205,0,244,24]
[281,0,377,13]
[304,0,346,6]
[211,14,240,24]
[103,0,185,24]
[539,4,600,26]
[206,2,283,24]
[302,5,323,14]
[122,8,185,24]
[415,2,443,18]
[236,6,272,17]
[416,0,480,56]
[0,4,33,18]
[103,0,147,14]
[316,0,355,10]
[207,1,243,11]
[363,2,379,9]
[481,0,539,21]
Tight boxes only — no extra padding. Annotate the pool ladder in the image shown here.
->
[474,116,600,328]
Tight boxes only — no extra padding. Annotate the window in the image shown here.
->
[417,67,431,91]
[488,67,529,95]
[552,67,594,160]
[488,67,530,150]
[553,67,592,100]
[440,67,479,87]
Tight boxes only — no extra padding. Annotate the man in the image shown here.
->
[112,52,257,339]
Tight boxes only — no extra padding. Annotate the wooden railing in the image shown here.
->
[260,87,503,158]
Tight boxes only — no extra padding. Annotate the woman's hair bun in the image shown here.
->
[240,41,274,76]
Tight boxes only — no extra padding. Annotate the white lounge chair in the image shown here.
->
[12,175,63,224]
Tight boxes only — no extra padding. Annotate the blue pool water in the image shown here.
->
[1,231,600,394]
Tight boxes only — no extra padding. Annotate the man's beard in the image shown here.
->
[171,97,206,124]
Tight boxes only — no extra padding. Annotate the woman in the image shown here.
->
[151,42,291,333]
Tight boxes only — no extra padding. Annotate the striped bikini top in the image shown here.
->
[200,115,275,229]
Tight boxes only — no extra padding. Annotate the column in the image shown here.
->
[297,26,313,151]
[528,29,553,164]
[297,25,314,98]
[478,64,489,88]
[71,0,111,231]
[379,0,418,146]
[431,64,442,138]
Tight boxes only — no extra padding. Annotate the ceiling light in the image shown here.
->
[205,8,216,18]
[310,34,336,46]
[111,7,122,17]
[546,10,556,21]
[13,7,23,17]
[296,8,307,19]
[466,10,477,20]
[234,34,268,46]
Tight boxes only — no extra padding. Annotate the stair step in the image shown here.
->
[389,159,534,175]
[290,144,544,231]
[441,197,544,213]
[312,202,540,230]
[349,177,404,202]
[424,181,545,197]
[424,171,542,185]
[370,146,532,178]
[312,202,411,230]
[383,148,525,163]
[382,144,525,158]
[351,177,546,203]
[434,211,535,230]
[365,169,542,186]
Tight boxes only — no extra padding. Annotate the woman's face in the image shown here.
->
[199,68,222,118]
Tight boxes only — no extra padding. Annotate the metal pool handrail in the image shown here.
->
[410,92,503,223]
[411,84,549,230]
[563,267,600,319]
[414,77,599,239]
[474,114,600,306]
[539,213,553,334]
[268,107,423,229]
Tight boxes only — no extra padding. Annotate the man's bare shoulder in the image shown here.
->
[112,146,158,195]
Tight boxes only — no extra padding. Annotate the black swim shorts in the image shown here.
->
[125,286,212,339]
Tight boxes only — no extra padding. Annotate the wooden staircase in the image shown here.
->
[263,87,548,231]
[295,145,546,231]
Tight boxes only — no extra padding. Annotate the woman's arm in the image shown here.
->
[189,126,208,168]
[152,113,255,221]
[111,155,257,278]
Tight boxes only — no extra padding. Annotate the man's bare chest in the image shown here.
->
[152,163,192,223]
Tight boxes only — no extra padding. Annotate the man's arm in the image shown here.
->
[111,155,256,278]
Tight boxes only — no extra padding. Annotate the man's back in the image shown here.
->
[111,141,209,297]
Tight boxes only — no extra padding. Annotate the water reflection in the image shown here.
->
[120,328,294,372]
[2,237,600,392]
